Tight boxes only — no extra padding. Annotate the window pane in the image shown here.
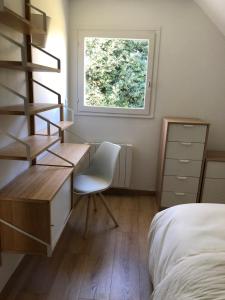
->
[84,37,149,109]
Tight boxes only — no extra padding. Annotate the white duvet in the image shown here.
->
[148,204,225,300]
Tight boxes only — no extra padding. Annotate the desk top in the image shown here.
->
[37,143,90,167]
[0,143,90,202]
[0,165,73,202]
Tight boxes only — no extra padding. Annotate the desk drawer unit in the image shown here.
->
[0,166,73,256]
[157,118,209,208]
[201,152,225,204]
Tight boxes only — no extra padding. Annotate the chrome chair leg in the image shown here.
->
[98,193,119,227]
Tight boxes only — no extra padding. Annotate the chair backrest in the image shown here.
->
[86,142,121,185]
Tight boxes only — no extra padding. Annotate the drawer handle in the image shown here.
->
[183,125,194,128]
[176,176,188,180]
[175,192,185,196]
[179,159,190,163]
[181,142,192,146]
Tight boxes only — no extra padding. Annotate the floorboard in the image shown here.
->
[0,194,157,300]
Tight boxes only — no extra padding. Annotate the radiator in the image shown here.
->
[87,143,133,188]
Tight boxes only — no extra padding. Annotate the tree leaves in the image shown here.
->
[85,37,149,108]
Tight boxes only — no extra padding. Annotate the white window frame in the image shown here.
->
[77,29,160,118]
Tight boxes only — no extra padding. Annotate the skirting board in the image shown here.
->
[104,188,156,196]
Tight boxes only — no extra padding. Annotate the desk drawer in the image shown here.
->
[163,175,199,194]
[205,161,225,179]
[50,178,71,249]
[164,159,202,177]
[168,124,207,143]
[166,142,204,160]
[161,191,197,207]
[202,178,225,203]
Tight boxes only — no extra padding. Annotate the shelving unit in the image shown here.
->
[0,0,84,258]
[0,0,74,153]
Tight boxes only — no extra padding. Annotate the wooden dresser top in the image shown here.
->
[164,117,209,125]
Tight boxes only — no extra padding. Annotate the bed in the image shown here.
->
[148,203,225,300]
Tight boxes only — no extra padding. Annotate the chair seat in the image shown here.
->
[73,174,110,194]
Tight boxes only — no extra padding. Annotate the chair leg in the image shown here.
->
[93,194,97,212]
[73,194,82,209]
[98,193,119,227]
[84,195,91,239]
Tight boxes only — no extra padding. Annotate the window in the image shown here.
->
[77,30,160,118]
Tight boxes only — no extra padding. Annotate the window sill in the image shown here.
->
[75,111,155,119]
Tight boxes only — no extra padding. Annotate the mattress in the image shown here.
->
[148,203,225,300]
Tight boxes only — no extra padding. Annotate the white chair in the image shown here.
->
[73,141,121,238]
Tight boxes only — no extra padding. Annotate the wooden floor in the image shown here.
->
[0,194,158,300]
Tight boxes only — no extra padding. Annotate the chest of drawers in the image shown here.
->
[201,151,225,204]
[157,117,209,208]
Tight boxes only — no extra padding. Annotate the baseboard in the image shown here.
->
[104,188,156,196]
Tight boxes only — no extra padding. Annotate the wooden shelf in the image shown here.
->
[0,103,62,116]
[38,143,90,167]
[0,61,60,73]
[0,135,60,161]
[37,121,74,135]
[0,6,46,35]
[0,165,73,202]
[57,121,74,131]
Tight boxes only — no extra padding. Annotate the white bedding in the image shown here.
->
[148,204,225,300]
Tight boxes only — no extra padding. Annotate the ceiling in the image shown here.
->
[194,0,225,37]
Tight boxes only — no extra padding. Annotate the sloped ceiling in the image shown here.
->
[194,0,225,37]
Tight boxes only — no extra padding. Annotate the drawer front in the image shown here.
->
[205,161,225,179]
[164,159,202,177]
[163,175,199,194]
[161,191,197,207]
[50,178,71,249]
[201,178,225,203]
[168,124,207,143]
[166,142,205,160]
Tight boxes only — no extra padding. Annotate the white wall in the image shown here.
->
[68,0,225,191]
[195,0,225,37]
[0,0,68,292]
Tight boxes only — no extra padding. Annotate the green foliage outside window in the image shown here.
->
[84,38,149,109]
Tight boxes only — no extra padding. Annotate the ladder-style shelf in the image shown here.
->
[0,0,80,260]
[0,135,60,161]
[0,0,47,35]
[0,103,62,116]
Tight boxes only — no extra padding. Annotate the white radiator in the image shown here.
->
[87,143,133,188]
